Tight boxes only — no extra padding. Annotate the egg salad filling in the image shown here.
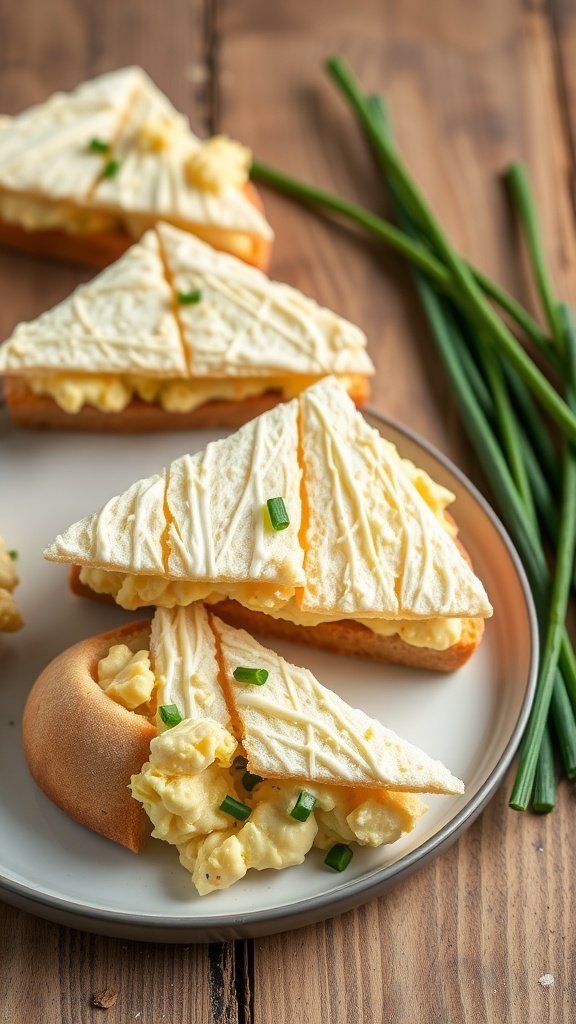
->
[0,537,23,632]
[97,643,425,895]
[23,372,363,416]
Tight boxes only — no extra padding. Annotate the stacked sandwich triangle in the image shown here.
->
[0,224,373,423]
[0,66,272,265]
[45,377,492,668]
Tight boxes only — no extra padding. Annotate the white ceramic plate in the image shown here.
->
[0,409,537,942]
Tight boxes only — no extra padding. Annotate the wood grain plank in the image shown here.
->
[550,0,576,192]
[217,2,576,1021]
[0,904,227,1024]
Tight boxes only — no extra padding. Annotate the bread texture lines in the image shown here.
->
[213,616,464,794]
[166,401,303,585]
[48,472,167,574]
[151,605,230,726]
[299,379,491,619]
[0,232,185,377]
[0,67,272,247]
[0,68,137,200]
[157,222,373,378]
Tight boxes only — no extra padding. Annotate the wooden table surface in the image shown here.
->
[1,1,576,1021]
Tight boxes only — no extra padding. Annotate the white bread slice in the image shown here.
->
[151,605,230,728]
[299,379,492,619]
[46,396,305,591]
[0,230,185,377]
[165,399,304,586]
[157,222,373,379]
[211,614,463,795]
[48,471,167,575]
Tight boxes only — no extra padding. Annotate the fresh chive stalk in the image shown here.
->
[219,795,251,821]
[233,666,269,686]
[290,791,317,822]
[266,496,290,531]
[176,288,202,305]
[249,161,553,362]
[158,704,183,728]
[508,325,576,807]
[324,844,353,872]
[531,724,556,813]
[324,56,576,443]
[549,671,576,779]
[504,163,565,357]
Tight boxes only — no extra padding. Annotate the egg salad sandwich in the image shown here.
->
[0,67,272,268]
[23,603,464,895]
[0,224,373,430]
[44,377,492,671]
[0,538,22,632]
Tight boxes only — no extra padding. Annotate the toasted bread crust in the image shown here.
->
[0,182,271,269]
[22,621,156,852]
[68,567,483,671]
[210,600,484,672]
[4,376,370,432]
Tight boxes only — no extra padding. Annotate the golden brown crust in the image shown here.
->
[68,567,484,671]
[22,621,156,852]
[0,181,271,270]
[209,600,484,672]
[0,218,130,268]
[4,377,370,432]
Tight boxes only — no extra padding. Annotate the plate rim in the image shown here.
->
[0,408,539,939]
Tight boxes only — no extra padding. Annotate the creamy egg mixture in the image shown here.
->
[97,644,424,895]
[0,537,22,632]
[25,372,362,416]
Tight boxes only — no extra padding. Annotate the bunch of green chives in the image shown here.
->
[251,57,576,812]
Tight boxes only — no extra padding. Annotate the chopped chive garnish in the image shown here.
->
[158,704,183,728]
[88,137,111,153]
[232,755,248,771]
[242,770,263,792]
[102,158,120,179]
[324,844,353,872]
[219,795,251,821]
[176,288,203,305]
[266,496,290,531]
[233,666,269,685]
[8,550,18,561]
[290,790,317,822]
